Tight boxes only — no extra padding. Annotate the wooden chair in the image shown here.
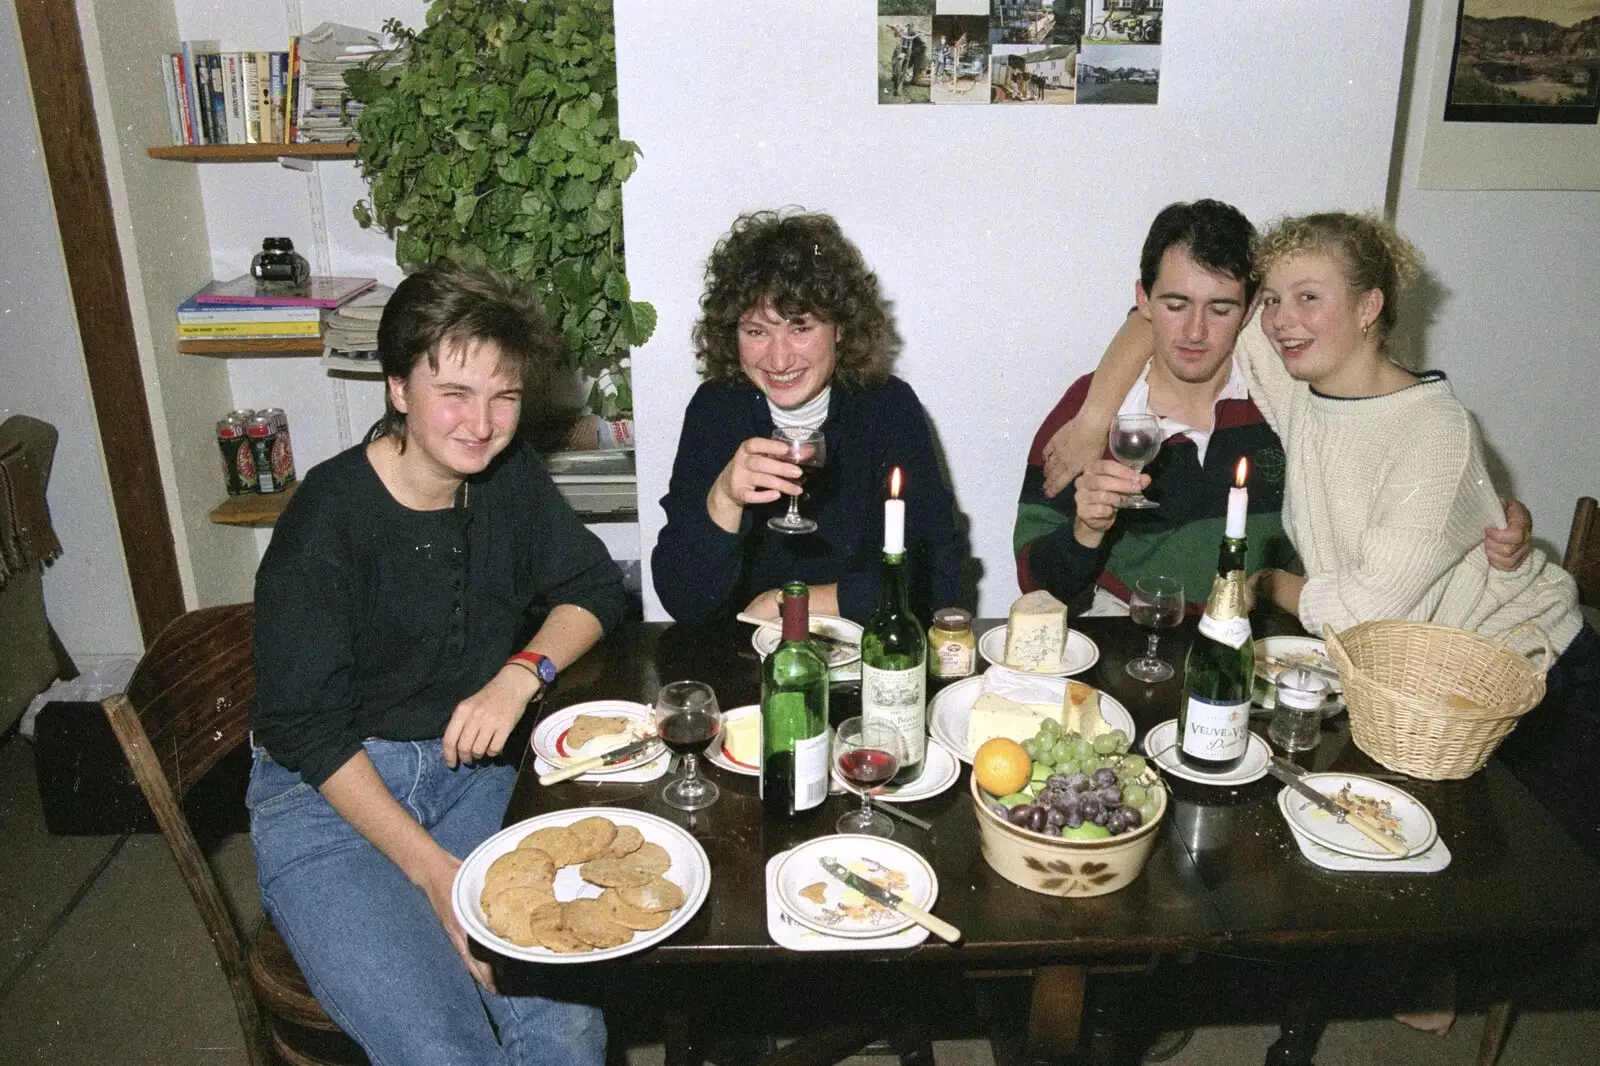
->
[102,603,366,1066]
[1563,496,1600,609]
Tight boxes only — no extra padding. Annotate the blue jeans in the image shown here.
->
[248,739,606,1066]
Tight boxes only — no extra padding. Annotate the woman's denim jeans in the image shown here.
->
[248,738,606,1066]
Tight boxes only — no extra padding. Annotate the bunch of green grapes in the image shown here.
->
[986,719,1162,840]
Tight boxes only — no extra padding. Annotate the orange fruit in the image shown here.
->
[974,737,1032,796]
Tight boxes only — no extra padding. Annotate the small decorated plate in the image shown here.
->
[751,616,864,683]
[977,625,1099,677]
[1141,719,1271,787]
[772,834,938,939]
[531,701,659,774]
[1277,773,1437,860]
[833,738,959,803]
[705,704,760,777]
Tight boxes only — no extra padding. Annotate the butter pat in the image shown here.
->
[1063,680,1110,738]
[723,713,760,766]
[1003,591,1069,671]
[966,693,1064,752]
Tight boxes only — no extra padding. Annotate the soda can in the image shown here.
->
[216,417,255,495]
[227,408,257,424]
[245,416,281,493]
[258,407,296,484]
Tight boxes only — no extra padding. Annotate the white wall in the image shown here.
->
[0,0,142,657]
[1393,0,1600,559]
[616,2,1412,619]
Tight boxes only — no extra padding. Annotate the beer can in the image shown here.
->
[258,407,296,484]
[216,417,255,496]
[245,416,281,493]
[227,409,257,424]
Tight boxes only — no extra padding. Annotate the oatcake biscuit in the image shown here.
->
[517,825,580,867]
[529,920,591,954]
[566,815,619,863]
[565,714,630,750]
[563,897,633,948]
[628,842,672,876]
[482,848,557,892]
[578,842,671,888]
[617,877,686,913]
[484,885,559,945]
[603,824,644,858]
[599,888,671,931]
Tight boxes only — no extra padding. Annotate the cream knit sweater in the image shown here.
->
[1235,316,1581,657]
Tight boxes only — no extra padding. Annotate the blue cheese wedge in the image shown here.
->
[1003,590,1069,671]
[966,692,1065,752]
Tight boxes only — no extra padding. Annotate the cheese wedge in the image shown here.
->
[723,713,760,766]
[966,692,1066,752]
[1063,679,1110,739]
[1003,591,1069,671]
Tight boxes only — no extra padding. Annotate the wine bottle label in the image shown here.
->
[862,664,927,766]
[1197,571,1251,649]
[1180,695,1250,761]
[792,731,829,811]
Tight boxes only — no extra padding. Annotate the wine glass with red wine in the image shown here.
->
[767,427,827,534]
[833,717,905,837]
[656,680,722,811]
[1126,575,1184,683]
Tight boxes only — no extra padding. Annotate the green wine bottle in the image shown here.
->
[862,548,927,786]
[760,581,829,819]
[1179,532,1254,772]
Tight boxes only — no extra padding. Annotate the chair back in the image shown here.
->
[103,602,269,1066]
[1564,497,1600,609]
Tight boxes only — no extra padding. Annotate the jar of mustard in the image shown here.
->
[928,607,976,679]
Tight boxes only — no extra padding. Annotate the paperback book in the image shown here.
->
[193,276,377,309]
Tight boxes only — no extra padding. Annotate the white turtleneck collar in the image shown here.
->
[768,386,831,433]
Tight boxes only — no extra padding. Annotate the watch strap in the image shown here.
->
[506,651,557,684]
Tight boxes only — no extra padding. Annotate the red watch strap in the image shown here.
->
[507,651,547,674]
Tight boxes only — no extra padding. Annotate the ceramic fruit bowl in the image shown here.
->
[969,773,1167,897]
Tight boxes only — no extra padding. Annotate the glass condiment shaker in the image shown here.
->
[1268,665,1327,752]
[928,607,975,680]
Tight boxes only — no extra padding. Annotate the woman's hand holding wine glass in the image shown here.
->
[767,427,826,534]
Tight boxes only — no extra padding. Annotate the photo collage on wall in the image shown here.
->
[877,1,1162,106]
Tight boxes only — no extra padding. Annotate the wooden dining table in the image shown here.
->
[494,615,1600,1065]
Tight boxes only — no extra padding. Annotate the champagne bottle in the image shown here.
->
[1179,532,1254,772]
[760,581,829,819]
[861,547,928,786]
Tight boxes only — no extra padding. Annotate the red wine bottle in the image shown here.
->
[760,582,829,819]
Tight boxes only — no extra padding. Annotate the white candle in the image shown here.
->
[884,467,905,554]
[1226,458,1249,538]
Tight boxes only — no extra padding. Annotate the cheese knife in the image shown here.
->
[1268,757,1410,857]
[817,857,961,943]
[538,735,661,786]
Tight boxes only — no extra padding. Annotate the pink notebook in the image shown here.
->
[193,275,377,309]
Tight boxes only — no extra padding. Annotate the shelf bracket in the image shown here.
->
[277,156,316,173]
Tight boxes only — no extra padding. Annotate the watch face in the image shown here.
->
[535,656,558,683]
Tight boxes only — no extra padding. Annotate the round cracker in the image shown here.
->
[564,897,634,948]
[578,853,656,888]
[485,884,560,945]
[603,824,644,858]
[517,825,579,867]
[566,815,619,863]
[482,848,557,893]
[617,877,686,913]
[599,888,671,931]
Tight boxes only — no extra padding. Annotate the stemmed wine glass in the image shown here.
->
[767,427,827,534]
[1109,412,1162,509]
[833,717,905,837]
[1126,576,1184,683]
[656,680,722,811]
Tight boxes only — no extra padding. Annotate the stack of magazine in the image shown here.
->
[176,276,376,342]
[296,22,405,143]
[320,284,392,373]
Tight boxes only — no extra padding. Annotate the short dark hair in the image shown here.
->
[373,261,565,447]
[1139,199,1258,303]
[692,210,899,391]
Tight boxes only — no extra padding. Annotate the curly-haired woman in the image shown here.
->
[652,210,965,624]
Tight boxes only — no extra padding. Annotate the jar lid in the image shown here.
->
[1275,665,1329,710]
[932,607,972,629]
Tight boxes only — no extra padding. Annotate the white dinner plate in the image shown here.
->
[1276,773,1437,860]
[1253,636,1345,717]
[452,809,710,964]
[530,701,660,774]
[751,615,864,683]
[928,674,1135,764]
[1141,718,1272,787]
[832,737,960,803]
[977,625,1100,677]
[705,704,760,777]
[772,834,938,939]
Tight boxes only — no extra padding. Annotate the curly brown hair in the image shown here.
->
[692,210,899,390]
[1253,212,1422,346]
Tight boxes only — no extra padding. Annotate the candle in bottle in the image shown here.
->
[883,467,905,555]
[1225,457,1249,538]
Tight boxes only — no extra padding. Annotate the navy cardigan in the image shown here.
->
[652,377,965,625]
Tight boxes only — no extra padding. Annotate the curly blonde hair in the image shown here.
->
[692,210,899,391]
[1253,212,1422,346]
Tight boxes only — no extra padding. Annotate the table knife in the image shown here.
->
[1267,757,1409,857]
[817,857,961,943]
[736,612,859,654]
[538,736,660,786]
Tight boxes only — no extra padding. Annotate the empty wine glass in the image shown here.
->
[656,680,722,811]
[1109,412,1162,509]
[1126,576,1184,683]
[834,717,904,837]
[767,427,826,534]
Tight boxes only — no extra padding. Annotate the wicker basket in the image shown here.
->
[1323,621,1554,780]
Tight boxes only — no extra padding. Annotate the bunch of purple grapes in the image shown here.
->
[993,767,1149,838]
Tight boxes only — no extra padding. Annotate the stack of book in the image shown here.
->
[177,276,377,342]
[296,23,404,144]
[320,284,392,373]
[160,39,300,146]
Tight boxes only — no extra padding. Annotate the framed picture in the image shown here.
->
[1443,1,1600,124]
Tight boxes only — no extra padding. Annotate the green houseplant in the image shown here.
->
[345,0,652,420]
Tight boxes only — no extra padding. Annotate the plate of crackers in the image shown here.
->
[453,809,710,963]
[531,701,661,775]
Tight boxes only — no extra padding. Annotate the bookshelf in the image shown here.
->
[210,481,297,526]
[179,337,325,355]
[147,143,358,162]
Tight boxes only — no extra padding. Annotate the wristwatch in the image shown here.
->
[507,651,558,686]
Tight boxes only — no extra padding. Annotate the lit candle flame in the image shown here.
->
[890,466,903,499]
[1234,457,1249,487]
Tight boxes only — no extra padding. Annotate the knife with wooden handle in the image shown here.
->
[818,857,961,943]
[538,736,660,786]
[1268,758,1410,857]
